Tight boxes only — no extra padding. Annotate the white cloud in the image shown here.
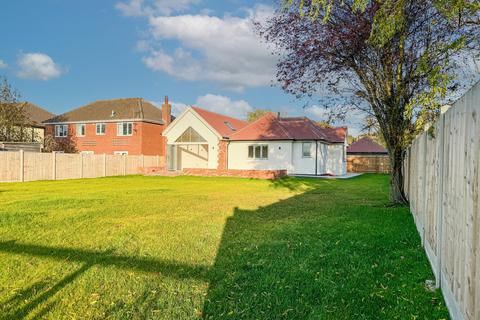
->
[305,104,366,136]
[119,3,277,91]
[116,0,200,17]
[17,53,63,80]
[196,94,253,118]
[161,94,253,119]
[0,59,7,69]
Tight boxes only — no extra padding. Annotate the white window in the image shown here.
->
[81,151,94,155]
[96,123,106,135]
[117,122,133,136]
[302,142,312,158]
[248,145,268,159]
[55,125,68,137]
[114,151,128,155]
[76,124,86,137]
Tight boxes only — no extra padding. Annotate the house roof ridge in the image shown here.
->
[190,106,247,124]
[275,114,294,139]
[229,112,284,140]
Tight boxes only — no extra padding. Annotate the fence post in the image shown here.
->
[19,150,24,182]
[52,152,56,180]
[141,154,145,168]
[123,155,127,176]
[103,154,107,177]
[80,153,84,178]
[435,113,446,288]
[157,155,160,167]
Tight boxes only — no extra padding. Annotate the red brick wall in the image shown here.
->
[182,168,287,179]
[217,140,228,170]
[45,121,166,155]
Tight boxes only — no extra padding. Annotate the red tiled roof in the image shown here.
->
[229,112,347,143]
[191,106,249,138]
[322,127,348,143]
[347,137,388,154]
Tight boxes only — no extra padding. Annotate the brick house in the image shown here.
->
[44,97,172,155]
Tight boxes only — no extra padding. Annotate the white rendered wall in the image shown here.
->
[163,109,220,169]
[326,144,346,175]
[227,140,346,175]
[227,141,294,172]
[292,141,316,175]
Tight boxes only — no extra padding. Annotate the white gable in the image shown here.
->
[163,108,220,169]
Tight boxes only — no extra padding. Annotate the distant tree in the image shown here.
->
[259,1,479,203]
[316,121,332,128]
[247,109,272,122]
[0,77,34,142]
[43,134,77,154]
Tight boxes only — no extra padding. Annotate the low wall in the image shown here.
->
[182,168,287,179]
[347,155,390,173]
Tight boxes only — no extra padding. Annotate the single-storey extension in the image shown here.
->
[162,107,347,176]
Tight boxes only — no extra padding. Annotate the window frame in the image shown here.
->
[76,124,86,137]
[247,144,268,160]
[114,151,129,155]
[302,142,312,158]
[96,123,106,136]
[117,122,133,136]
[55,124,68,138]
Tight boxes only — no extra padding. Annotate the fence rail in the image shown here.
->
[0,151,162,182]
[404,82,480,320]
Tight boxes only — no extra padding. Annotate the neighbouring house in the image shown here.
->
[43,97,172,155]
[0,102,54,152]
[23,102,55,144]
[347,137,390,173]
[162,107,348,176]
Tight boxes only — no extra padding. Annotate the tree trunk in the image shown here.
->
[389,148,408,205]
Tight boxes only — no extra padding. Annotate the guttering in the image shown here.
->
[43,118,165,126]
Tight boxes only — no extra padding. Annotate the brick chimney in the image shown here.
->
[162,96,172,126]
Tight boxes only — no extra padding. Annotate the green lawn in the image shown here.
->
[0,174,448,319]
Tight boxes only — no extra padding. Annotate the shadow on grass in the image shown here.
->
[0,241,209,319]
[202,183,448,319]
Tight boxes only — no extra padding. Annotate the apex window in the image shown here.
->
[248,145,268,159]
[117,122,133,136]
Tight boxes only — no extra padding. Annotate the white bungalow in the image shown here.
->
[162,107,347,176]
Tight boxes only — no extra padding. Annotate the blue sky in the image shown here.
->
[0,0,365,135]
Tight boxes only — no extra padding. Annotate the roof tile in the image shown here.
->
[191,106,249,138]
[229,112,346,143]
[347,137,388,154]
[44,98,164,124]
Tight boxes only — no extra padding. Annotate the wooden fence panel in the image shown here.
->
[82,155,104,178]
[106,155,125,176]
[347,155,390,173]
[56,154,82,180]
[24,152,53,181]
[0,152,21,182]
[0,152,166,182]
[405,81,480,320]
[126,156,142,175]
[144,155,159,168]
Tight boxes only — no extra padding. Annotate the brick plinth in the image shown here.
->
[182,168,287,180]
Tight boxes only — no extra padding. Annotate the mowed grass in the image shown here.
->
[0,174,448,319]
